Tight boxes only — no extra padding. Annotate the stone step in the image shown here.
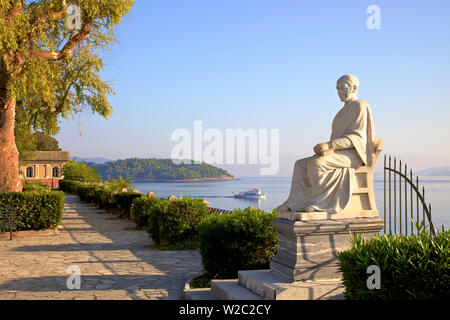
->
[211,280,264,300]
[238,270,345,300]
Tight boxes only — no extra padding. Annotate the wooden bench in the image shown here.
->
[0,208,17,240]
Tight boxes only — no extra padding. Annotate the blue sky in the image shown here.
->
[56,0,450,177]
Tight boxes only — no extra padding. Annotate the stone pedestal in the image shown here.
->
[270,213,384,282]
[206,212,384,300]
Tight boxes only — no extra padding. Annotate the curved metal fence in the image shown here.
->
[384,155,435,236]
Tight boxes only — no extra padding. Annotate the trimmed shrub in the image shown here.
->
[112,191,144,218]
[132,196,163,228]
[59,180,82,194]
[0,191,65,231]
[143,197,210,246]
[197,208,278,279]
[76,184,101,203]
[95,188,115,210]
[22,181,51,193]
[337,226,450,300]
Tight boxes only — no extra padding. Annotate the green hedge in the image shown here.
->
[197,208,278,279]
[95,188,116,210]
[0,191,65,231]
[59,180,81,194]
[61,180,142,217]
[132,196,163,228]
[337,226,450,300]
[113,192,144,218]
[133,196,210,246]
[22,181,51,193]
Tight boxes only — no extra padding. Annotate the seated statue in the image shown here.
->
[277,74,376,214]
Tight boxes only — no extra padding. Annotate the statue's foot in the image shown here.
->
[276,204,291,212]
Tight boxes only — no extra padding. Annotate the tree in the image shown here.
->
[0,0,134,192]
[62,160,100,182]
[34,131,61,151]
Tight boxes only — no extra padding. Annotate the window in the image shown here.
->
[52,166,59,178]
[26,167,33,178]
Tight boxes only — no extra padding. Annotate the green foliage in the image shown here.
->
[132,196,210,246]
[62,161,101,182]
[130,196,162,228]
[337,224,450,300]
[1,0,134,135]
[0,191,65,231]
[104,176,133,192]
[33,131,61,151]
[112,191,143,218]
[94,188,115,210]
[87,158,234,182]
[197,208,278,279]
[76,183,101,203]
[22,180,51,192]
[59,180,81,194]
[14,101,37,163]
[189,274,213,289]
[60,179,140,218]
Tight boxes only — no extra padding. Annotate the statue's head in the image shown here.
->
[336,74,359,102]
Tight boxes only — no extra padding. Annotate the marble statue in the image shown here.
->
[277,74,376,214]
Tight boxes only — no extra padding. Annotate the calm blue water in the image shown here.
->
[134,177,450,231]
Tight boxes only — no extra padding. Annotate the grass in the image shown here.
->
[189,273,214,289]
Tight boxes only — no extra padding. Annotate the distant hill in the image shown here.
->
[86,158,235,182]
[72,157,113,164]
[415,167,450,176]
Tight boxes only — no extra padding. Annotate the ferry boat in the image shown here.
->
[233,188,266,199]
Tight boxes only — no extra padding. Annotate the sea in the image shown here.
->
[134,177,450,231]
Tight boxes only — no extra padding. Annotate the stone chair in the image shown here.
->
[341,139,384,216]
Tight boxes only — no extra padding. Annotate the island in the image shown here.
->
[85,158,235,182]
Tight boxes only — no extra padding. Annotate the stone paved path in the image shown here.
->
[0,194,203,300]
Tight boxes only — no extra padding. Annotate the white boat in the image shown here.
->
[233,188,266,199]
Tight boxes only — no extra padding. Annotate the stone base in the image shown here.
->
[271,216,384,281]
[200,215,384,300]
[199,270,344,300]
[238,270,344,300]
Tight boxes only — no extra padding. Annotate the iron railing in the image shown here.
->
[384,155,435,236]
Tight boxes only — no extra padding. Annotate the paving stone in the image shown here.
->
[0,194,203,300]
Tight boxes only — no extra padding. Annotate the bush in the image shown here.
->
[112,191,143,218]
[337,225,450,300]
[132,196,163,228]
[22,181,51,192]
[197,208,278,279]
[140,196,210,246]
[59,179,142,219]
[62,161,101,182]
[59,180,82,194]
[76,184,101,203]
[95,188,115,210]
[0,191,65,231]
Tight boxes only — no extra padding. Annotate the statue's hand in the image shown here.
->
[314,142,333,156]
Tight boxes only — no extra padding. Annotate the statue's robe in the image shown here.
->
[283,99,376,213]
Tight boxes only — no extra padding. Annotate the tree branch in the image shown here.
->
[9,0,24,23]
[28,18,91,62]
[24,0,68,45]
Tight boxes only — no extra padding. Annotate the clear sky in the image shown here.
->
[56,0,450,177]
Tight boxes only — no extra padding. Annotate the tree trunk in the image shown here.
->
[0,93,21,192]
